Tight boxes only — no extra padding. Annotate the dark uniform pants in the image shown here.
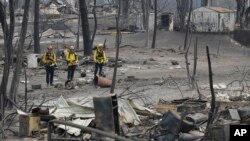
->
[94,63,103,76]
[46,66,54,85]
[68,65,76,81]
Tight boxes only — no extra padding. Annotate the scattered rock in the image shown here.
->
[166,48,177,53]
[80,69,87,77]
[177,101,206,113]
[31,84,42,90]
[65,80,76,90]
[154,80,165,85]
[54,82,64,89]
[149,58,156,61]
[126,76,136,81]
[82,133,91,140]
[171,60,179,65]
[142,60,147,65]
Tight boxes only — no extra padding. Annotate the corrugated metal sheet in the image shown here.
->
[191,6,236,32]
[207,7,236,13]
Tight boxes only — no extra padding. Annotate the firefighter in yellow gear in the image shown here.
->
[66,46,78,80]
[42,45,56,86]
[93,43,107,76]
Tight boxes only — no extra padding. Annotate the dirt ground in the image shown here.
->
[9,31,250,105]
[2,30,250,140]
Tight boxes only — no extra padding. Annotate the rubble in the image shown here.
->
[41,28,59,38]
[2,7,250,140]
[51,96,95,118]
[58,118,93,136]
[57,30,75,38]
[177,101,206,113]
[10,92,250,141]
[185,113,208,124]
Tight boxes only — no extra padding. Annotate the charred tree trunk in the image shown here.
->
[79,0,92,56]
[141,0,146,29]
[9,0,15,66]
[110,0,121,94]
[0,1,10,121]
[121,0,129,29]
[91,0,97,46]
[236,0,247,29]
[176,0,189,31]
[151,0,157,49]
[9,0,30,104]
[76,10,80,50]
[245,7,250,27]
[191,37,198,89]
[205,46,216,138]
[34,0,40,53]
[183,0,192,51]
[201,0,208,6]
[184,0,193,88]
[145,0,149,47]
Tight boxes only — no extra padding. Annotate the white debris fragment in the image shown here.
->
[128,99,162,116]
[58,118,93,136]
[213,83,227,89]
[20,80,29,84]
[216,93,230,102]
[118,99,141,126]
[17,109,28,115]
[51,96,95,118]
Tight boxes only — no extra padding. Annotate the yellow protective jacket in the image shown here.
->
[66,52,78,66]
[93,50,107,64]
[42,52,56,66]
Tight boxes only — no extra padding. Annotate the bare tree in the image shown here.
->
[145,0,149,47]
[245,7,250,27]
[91,0,97,46]
[110,0,121,94]
[204,46,216,138]
[201,0,208,6]
[151,0,157,49]
[191,37,198,89]
[141,0,146,29]
[176,0,189,31]
[9,0,15,65]
[183,0,193,51]
[121,0,129,29]
[236,0,247,29]
[9,0,30,104]
[184,0,193,88]
[34,0,40,53]
[0,1,10,121]
[76,10,80,50]
[79,0,92,56]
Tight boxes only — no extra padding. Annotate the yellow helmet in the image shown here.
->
[47,45,53,50]
[97,43,104,48]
